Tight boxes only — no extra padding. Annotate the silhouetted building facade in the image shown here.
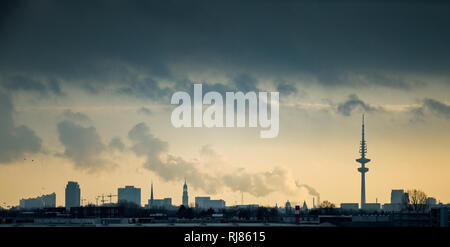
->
[148,198,172,209]
[118,186,141,206]
[20,193,56,209]
[340,203,359,211]
[65,181,81,210]
[285,201,293,214]
[383,189,409,212]
[195,197,225,209]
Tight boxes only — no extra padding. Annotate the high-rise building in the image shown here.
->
[118,185,141,206]
[20,193,56,209]
[182,178,189,207]
[355,114,371,209]
[65,181,80,210]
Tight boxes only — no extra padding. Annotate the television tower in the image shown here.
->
[356,114,371,209]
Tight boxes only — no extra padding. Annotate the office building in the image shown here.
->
[118,186,141,206]
[65,181,81,210]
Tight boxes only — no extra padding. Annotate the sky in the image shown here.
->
[0,0,450,208]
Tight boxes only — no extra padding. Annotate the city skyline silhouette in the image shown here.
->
[1,0,450,215]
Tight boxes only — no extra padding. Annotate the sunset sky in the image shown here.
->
[1,0,449,208]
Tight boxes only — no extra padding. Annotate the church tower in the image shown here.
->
[182,178,189,207]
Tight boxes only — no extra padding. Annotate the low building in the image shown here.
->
[195,197,225,209]
[70,206,120,218]
[364,203,381,211]
[426,197,437,206]
[147,198,172,209]
[383,203,404,212]
[340,203,359,211]
[19,193,56,209]
[383,189,409,212]
[233,204,259,209]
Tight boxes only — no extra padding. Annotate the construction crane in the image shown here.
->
[95,195,106,206]
[106,194,118,204]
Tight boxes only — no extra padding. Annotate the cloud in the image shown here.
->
[57,120,109,171]
[0,75,63,95]
[108,137,125,151]
[222,167,301,197]
[128,122,319,197]
[423,98,450,119]
[127,123,223,194]
[128,122,168,161]
[231,74,259,92]
[137,107,152,116]
[295,182,320,202]
[409,98,450,122]
[199,144,219,158]
[117,77,173,102]
[336,94,379,116]
[409,106,426,123]
[276,81,298,96]
[0,91,42,164]
[61,109,92,124]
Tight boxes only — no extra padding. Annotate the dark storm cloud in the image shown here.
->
[231,74,259,92]
[117,77,173,102]
[0,75,63,95]
[337,94,379,116]
[1,0,449,94]
[0,91,42,163]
